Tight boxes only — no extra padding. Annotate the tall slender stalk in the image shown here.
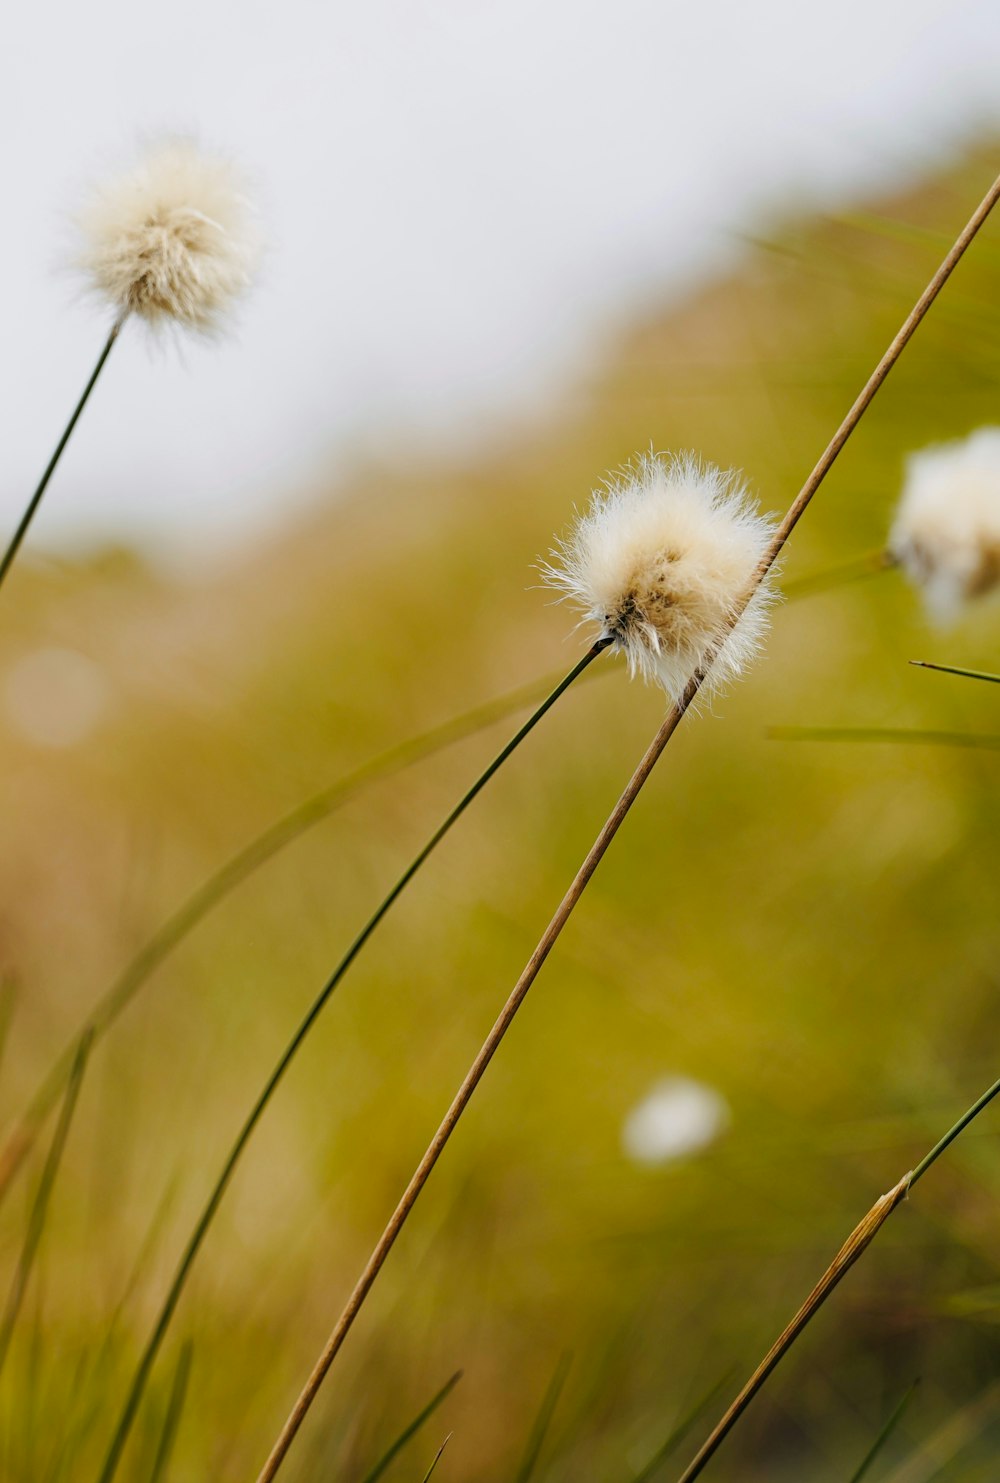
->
[0,1029,91,1375]
[254,169,1000,1483]
[0,662,606,1212]
[95,641,608,1483]
[0,318,125,594]
[675,1071,1000,1482]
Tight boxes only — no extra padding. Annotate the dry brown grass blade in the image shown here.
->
[253,167,1000,1483]
[674,1175,911,1482]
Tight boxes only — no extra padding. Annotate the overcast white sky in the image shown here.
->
[2,0,999,568]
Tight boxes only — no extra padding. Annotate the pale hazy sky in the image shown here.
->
[2,0,999,567]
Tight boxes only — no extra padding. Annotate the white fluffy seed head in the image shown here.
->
[890,428,1000,622]
[78,139,258,332]
[541,452,778,702]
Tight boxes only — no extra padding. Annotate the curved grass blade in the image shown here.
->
[630,1376,731,1483]
[782,547,895,598]
[148,1341,193,1483]
[514,1354,571,1483]
[848,1380,919,1483]
[0,975,17,1085]
[418,1434,451,1482]
[880,1379,1000,1483]
[0,661,609,1214]
[0,1028,91,1376]
[768,726,1000,750]
[910,660,1000,684]
[97,644,607,1483]
[0,539,864,1212]
[360,1371,462,1483]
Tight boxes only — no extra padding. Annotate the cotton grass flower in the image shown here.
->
[621,1077,730,1165]
[542,453,777,702]
[0,140,260,597]
[78,139,258,333]
[890,428,1000,622]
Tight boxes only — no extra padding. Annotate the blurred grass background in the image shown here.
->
[1,146,1000,1481]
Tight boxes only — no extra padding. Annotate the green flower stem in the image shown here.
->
[0,316,125,594]
[95,640,609,1483]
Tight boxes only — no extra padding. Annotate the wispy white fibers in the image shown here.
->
[621,1077,730,1165]
[542,453,778,702]
[78,139,259,333]
[890,428,1000,622]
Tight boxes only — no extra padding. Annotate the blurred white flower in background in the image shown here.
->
[621,1076,730,1166]
[890,427,1000,622]
[4,647,111,749]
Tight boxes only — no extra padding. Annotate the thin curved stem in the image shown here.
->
[0,661,607,1212]
[675,1072,1000,1482]
[94,641,608,1483]
[910,660,1000,684]
[0,1029,91,1376]
[0,317,125,594]
[782,546,895,597]
[0,538,863,1209]
[769,726,1000,750]
[254,166,1000,1482]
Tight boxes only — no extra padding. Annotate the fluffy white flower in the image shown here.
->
[542,453,777,701]
[78,139,258,332]
[890,428,1000,622]
[621,1077,730,1165]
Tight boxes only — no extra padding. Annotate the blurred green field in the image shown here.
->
[2,146,1000,1481]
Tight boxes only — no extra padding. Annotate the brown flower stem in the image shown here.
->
[676,1069,1000,1482]
[255,168,1000,1483]
[675,1177,912,1483]
[0,315,126,595]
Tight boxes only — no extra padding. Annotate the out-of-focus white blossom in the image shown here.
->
[4,647,111,749]
[890,428,1000,621]
[621,1076,730,1165]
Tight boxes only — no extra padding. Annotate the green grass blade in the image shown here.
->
[910,660,1000,684]
[418,1434,451,1482]
[148,1341,193,1483]
[768,727,1000,750]
[360,1371,462,1483]
[848,1381,919,1483]
[0,1028,92,1376]
[513,1353,571,1483]
[0,975,17,1085]
[630,1376,732,1483]
[782,547,894,597]
[0,660,609,1215]
[96,647,605,1483]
